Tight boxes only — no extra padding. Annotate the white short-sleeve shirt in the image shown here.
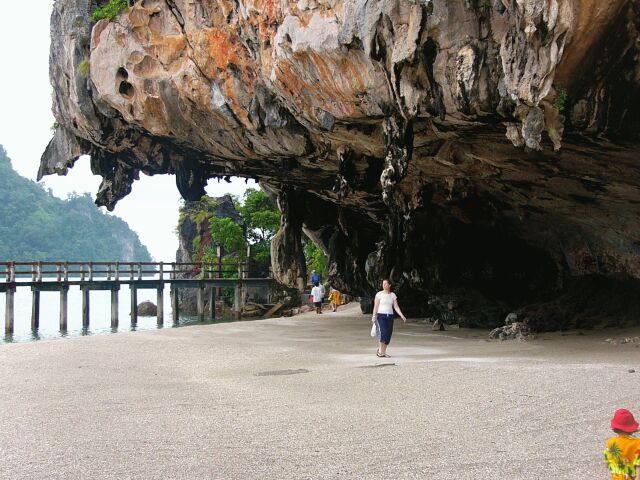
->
[311,286,323,302]
[375,291,397,315]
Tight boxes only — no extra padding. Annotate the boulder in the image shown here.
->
[136,301,157,317]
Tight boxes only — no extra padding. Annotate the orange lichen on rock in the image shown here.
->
[272,49,385,123]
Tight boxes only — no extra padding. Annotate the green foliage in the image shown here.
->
[210,217,246,257]
[50,121,60,132]
[178,196,218,226]
[554,86,568,113]
[0,146,152,262]
[91,0,128,22]
[303,235,328,280]
[78,59,90,78]
[180,189,281,269]
[241,188,280,244]
[176,187,330,283]
[191,235,201,262]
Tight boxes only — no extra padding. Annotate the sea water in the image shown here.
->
[0,283,235,344]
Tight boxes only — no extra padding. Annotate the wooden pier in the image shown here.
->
[1,256,274,335]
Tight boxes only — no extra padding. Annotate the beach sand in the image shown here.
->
[0,303,638,479]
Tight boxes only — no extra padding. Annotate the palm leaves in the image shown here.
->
[609,441,622,459]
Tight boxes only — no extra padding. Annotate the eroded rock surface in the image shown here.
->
[43,0,640,329]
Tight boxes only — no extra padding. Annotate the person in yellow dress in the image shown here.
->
[604,408,640,479]
[328,287,341,312]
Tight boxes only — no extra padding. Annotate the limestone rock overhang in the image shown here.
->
[42,0,640,329]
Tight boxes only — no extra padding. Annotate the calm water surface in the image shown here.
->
[0,284,239,344]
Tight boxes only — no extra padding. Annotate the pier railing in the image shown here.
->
[1,257,275,336]
[0,260,250,283]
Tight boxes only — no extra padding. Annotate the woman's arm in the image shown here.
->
[393,298,407,322]
[371,297,380,324]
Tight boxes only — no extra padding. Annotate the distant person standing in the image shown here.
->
[371,279,406,357]
[310,270,320,286]
[329,287,341,312]
[311,282,324,314]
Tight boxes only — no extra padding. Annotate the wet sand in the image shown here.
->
[0,303,638,479]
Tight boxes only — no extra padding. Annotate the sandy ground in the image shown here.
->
[0,303,638,480]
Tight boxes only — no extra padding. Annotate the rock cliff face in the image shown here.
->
[43,0,640,329]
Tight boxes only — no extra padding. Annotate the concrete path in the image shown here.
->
[0,303,638,479]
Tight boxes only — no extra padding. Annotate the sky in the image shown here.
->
[0,1,253,261]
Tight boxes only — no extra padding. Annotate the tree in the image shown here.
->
[240,189,280,244]
[0,145,152,262]
[209,217,246,257]
[303,235,328,279]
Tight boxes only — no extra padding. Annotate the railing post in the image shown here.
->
[115,262,120,281]
[89,262,94,282]
[170,262,175,280]
[8,262,15,283]
[80,263,85,282]
[137,263,142,281]
[56,264,61,282]
[37,262,43,282]
[107,263,112,281]
[63,262,69,282]
[159,262,163,281]
[31,263,37,282]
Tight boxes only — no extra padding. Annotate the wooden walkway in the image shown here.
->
[1,257,274,335]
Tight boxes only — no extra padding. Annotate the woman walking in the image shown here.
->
[328,287,341,312]
[371,279,406,357]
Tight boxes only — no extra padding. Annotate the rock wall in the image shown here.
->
[42,0,640,329]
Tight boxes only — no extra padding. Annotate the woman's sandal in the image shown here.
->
[376,351,390,358]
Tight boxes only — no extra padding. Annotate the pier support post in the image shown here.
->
[59,286,69,331]
[234,284,241,320]
[197,284,205,322]
[82,288,90,328]
[31,289,40,331]
[5,287,15,335]
[171,287,179,325]
[111,287,119,329]
[130,286,138,325]
[209,287,216,320]
[157,286,164,325]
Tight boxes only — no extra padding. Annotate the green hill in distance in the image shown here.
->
[0,145,151,262]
